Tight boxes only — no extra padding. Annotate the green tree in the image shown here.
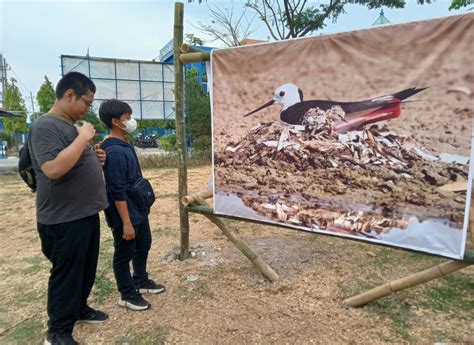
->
[192,0,432,42]
[185,67,211,150]
[449,0,472,10]
[2,78,28,149]
[83,110,107,133]
[36,75,55,113]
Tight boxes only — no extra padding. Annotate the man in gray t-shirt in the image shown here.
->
[29,72,109,345]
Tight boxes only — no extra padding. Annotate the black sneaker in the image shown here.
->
[118,291,150,311]
[77,306,109,324]
[137,279,166,294]
[44,331,78,345]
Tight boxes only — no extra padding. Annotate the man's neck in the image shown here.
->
[110,127,127,142]
[49,103,75,122]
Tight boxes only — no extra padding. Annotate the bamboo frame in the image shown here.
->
[180,43,206,54]
[189,197,279,282]
[174,2,190,260]
[173,1,474,300]
[179,52,211,64]
[182,190,213,206]
[343,260,470,307]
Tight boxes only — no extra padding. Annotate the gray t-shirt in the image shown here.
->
[29,114,108,225]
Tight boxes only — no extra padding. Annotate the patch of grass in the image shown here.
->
[154,226,177,237]
[114,325,167,345]
[93,273,115,304]
[139,150,211,169]
[419,272,474,315]
[175,280,214,301]
[341,278,415,340]
[368,294,415,340]
[17,291,43,306]
[158,192,179,199]
[5,317,43,344]
[307,233,318,242]
[21,256,42,275]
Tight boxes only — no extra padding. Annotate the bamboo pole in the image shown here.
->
[174,2,190,261]
[180,43,206,54]
[191,197,279,282]
[182,190,213,206]
[343,260,471,307]
[179,52,211,64]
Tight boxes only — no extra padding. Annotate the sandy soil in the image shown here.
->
[0,167,472,344]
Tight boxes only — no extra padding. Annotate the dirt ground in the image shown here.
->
[0,166,472,344]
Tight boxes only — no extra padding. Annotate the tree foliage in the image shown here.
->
[449,0,472,10]
[2,78,28,143]
[185,67,211,150]
[36,75,55,113]
[83,110,107,133]
[192,0,433,42]
[185,33,205,46]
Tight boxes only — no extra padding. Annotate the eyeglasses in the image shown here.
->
[80,96,93,109]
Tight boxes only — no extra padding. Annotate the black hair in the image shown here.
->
[99,99,133,129]
[55,72,96,99]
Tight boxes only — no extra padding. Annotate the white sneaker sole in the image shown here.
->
[118,299,150,311]
[44,339,52,345]
[138,287,165,294]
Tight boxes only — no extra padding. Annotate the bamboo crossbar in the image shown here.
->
[182,190,213,206]
[343,260,471,307]
[180,43,206,54]
[179,52,211,64]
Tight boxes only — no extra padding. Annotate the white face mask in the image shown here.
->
[121,118,137,133]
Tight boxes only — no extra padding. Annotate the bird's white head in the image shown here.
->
[273,83,303,110]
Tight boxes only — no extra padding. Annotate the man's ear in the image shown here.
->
[64,89,76,102]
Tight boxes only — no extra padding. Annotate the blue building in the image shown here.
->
[159,39,213,93]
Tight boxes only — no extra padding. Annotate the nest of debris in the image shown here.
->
[214,107,468,237]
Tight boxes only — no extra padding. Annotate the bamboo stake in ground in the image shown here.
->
[343,260,471,307]
[174,2,190,261]
[189,197,279,282]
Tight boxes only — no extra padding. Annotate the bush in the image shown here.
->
[158,134,177,151]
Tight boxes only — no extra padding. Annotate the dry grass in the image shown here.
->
[0,166,472,344]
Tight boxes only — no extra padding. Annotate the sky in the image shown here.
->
[0,0,469,112]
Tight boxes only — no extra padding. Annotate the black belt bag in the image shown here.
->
[130,177,156,210]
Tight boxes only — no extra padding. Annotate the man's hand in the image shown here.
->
[123,223,136,240]
[94,144,106,164]
[75,121,96,142]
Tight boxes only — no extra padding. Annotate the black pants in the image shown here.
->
[112,219,152,298]
[38,214,100,334]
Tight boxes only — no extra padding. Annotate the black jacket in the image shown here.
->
[102,137,149,228]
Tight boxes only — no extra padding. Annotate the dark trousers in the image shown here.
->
[112,218,152,297]
[38,214,100,334]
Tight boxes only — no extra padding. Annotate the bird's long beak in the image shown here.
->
[243,99,275,117]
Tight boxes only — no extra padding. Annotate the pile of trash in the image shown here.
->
[214,107,468,237]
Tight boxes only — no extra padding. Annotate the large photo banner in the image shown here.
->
[211,14,473,259]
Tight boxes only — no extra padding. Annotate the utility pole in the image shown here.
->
[29,91,35,113]
[0,55,10,108]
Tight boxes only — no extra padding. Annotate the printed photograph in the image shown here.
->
[211,13,473,259]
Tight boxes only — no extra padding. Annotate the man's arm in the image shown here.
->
[41,122,96,180]
[115,200,135,240]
